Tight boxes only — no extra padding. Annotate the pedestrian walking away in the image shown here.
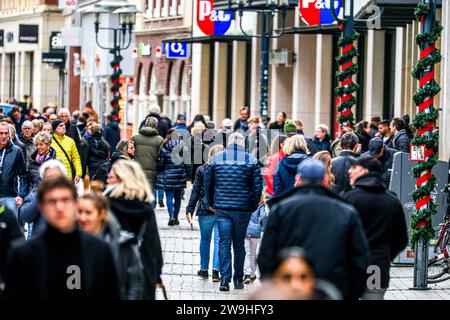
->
[186,144,225,282]
[204,132,263,291]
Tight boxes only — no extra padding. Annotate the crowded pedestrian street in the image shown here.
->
[2,0,450,305]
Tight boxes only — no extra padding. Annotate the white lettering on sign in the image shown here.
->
[171,43,185,55]
[199,1,211,21]
[301,0,339,9]
[199,1,232,22]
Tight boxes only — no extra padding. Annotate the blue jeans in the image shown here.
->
[198,215,220,271]
[0,197,18,221]
[165,188,183,219]
[152,187,165,208]
[215,210,251,283]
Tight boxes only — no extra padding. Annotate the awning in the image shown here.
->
[162,35,252,44]
[356,0,442,28]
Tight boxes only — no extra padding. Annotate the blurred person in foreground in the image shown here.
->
[5,176,119,299]
[250,247,342,300]
[258,158,369,300]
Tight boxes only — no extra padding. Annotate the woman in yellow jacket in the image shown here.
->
[50,119,82,183]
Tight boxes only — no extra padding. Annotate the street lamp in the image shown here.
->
[86,3,141,122]
[228,0,295,127]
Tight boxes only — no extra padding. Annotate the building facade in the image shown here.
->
[0,0,64,110]
[133,0,192,133]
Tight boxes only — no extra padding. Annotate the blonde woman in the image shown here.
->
[189,121,208,183]
[186,144,224,282]
[105,160,163,300]
[313,151,335,189]
[273,135,310,195]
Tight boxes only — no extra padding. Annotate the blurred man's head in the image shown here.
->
[58,108,71,124]
[390,117,406,135]
[340,132,359,152]
[0,122,10,149]
[38,176,78,233]
[348,155,382,185]
[367,137,385,160]
[295,158,327,187]
[239,107,249,121]
[378,120,391,136]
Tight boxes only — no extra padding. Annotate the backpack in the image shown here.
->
[116,221,147,300]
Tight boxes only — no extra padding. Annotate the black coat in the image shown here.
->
[312,134,332,153]
[139,113,171,138]
[343,173,408,288]
[65,120,81,151]
[188,135,209,183]
[186,164,213,217]
[392,129,410,153]
[28,148,57,189]
[4,226,120,299]
[331,150,360,195]
[258,185,370,300]
[103,121,121,153]
[107,195,163,300]
[362,147,397,188]
[0,206,23,285]
[82,132,111,179]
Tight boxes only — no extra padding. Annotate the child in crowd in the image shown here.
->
[243,195,268,284]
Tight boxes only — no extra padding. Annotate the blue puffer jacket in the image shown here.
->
[0,141,28,198]
[246,204,268,238]
[204,144,263,212]
[156,139,191,190]
[273,151,309,195]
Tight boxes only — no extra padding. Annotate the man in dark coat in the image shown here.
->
[390,117,410,153]
[331,132,360,194]
[312,124,332,153]
[4,176,119,300]
[103,114,121,153]
[58,108,81,152]
[258,158,370,300]
[9,106,27,137]
[0,205,23,296]
[362,137,398,188]
[0,122,28,220]
[233,107,250,132]
[205,132,263,291]
[343,155,408,300]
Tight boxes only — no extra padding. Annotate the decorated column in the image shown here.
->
[335,21,359,129]
[410,0,442,289]
[110,51,123,122]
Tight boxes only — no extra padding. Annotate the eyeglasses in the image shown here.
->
[43,196,73,206]
[23,127,32,130]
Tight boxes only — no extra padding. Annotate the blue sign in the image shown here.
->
[164,43,189,59]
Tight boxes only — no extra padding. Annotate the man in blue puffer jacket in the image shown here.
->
[204,132,263,292]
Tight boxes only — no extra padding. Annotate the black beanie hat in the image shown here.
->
[52,119,64,132]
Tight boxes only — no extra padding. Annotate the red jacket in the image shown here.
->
[263,149,285,195]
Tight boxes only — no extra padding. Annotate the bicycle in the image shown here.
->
[427,183,450,283]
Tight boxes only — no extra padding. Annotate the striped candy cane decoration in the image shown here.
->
[409,2,442,246]
[335,22,359,129]
[110,53,123,122]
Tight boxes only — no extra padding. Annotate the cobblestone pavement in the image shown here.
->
[155,192,450,300]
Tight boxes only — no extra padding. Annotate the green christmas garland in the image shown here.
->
[109,53,123,122]
[335,30,360,128]
[409,3,442,246]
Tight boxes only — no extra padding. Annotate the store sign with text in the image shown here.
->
[197,0,233,36]
[299,0,342,26]
[59,0,78,10]
[19,24,38,43]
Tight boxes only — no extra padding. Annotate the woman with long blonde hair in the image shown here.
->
[105,160,162,300]
[313,151,335,189]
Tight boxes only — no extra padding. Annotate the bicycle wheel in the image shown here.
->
[428,227,450,282]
